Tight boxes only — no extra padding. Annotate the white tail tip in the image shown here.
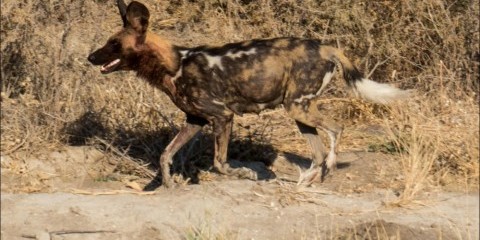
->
[354,78,412,104]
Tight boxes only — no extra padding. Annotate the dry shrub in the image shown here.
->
[384,104,440,206]
[1,0,478,189]
[381,91,478,205]
[389,75,478,195]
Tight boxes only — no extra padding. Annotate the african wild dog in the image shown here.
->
[88,0,410,188]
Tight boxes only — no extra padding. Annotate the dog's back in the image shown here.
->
[176,37,335,115]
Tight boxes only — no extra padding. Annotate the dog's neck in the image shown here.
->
[135,32,181,96]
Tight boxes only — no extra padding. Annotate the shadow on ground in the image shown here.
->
[62,110,283,190]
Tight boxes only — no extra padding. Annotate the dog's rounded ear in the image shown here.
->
[117,0,128,27]
[125,1,150,35]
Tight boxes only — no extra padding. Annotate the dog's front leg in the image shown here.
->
[159,115,206,188]
[212,117,258,180]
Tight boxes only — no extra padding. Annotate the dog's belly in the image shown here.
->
[224,95,283,115]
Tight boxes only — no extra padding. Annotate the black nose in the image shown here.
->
[87,54,95,63]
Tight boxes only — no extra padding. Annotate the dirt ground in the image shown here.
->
[1,142,478,240]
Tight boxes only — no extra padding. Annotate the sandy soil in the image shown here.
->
[1,146,478,240]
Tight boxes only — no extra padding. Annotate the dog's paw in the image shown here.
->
[231,167,258,180]
[161,176,175,189]
[325,152,337,171]
[297,166,320,187]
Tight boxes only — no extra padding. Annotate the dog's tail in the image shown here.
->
[320,46,411,104]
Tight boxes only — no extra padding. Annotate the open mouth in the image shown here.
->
[100,59,121,74]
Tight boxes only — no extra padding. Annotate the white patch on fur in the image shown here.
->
[226,48,257,59]
[325,130,336,149]
[316,68,336,95]
[212,100,225,106]
[354,78,411,104]
[325,130,337,169]
[179,50,189,57]
[257,103,268,109]
[293,94,316,104]
[171,51,189,82]
[293,68,336,104]
[204,54,224,71]
[171,66,183,82]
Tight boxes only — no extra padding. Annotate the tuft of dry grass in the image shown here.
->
[183,213,237,240]
[383,105,440,206]
[378,81,478,205]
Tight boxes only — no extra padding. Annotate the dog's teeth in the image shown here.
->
[101,59,120,72]
[107,59,120,67]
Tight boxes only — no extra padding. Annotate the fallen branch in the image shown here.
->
[70,188,156,195]
[51,230,117,235]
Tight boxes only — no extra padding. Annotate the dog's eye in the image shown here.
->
[109,40,121,49]
[113,41,121,47]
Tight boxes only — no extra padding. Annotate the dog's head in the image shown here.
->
[87,0,150,74]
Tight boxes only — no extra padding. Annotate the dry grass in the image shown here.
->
[1,0,479,200]
[184,222,237,240]
[384,92,479,205]
[328,219,458,240]
[384,104,440,206]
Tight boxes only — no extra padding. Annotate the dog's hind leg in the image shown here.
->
[321,124,343,173]
[159,115,207,188]
[212,116,258,180]
[295,120,327,185]
[285,101,343,186]
[315,120,343,182]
